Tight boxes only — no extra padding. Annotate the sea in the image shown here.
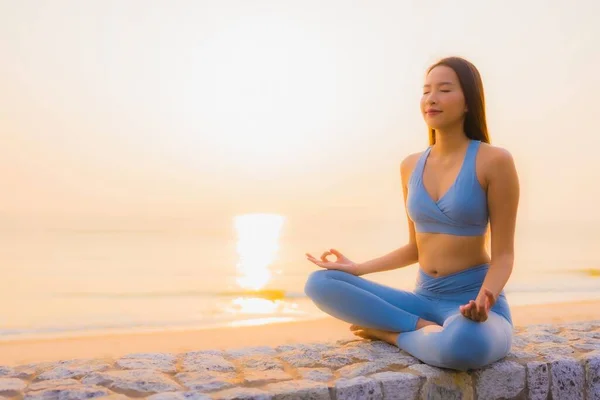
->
[1,215,599,342]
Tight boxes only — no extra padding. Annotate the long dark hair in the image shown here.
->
[426,57,490,145]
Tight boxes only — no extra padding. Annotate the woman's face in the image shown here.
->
[420,65,467,130]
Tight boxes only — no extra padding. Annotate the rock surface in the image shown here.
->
[1,321,598,399]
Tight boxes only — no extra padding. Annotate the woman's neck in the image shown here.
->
[432,126,469,156]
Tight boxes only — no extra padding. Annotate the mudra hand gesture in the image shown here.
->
[305,248,360,276]
[460,287,496,322]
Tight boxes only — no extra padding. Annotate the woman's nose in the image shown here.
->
[425,94,437,105]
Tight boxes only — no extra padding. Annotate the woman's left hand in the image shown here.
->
[460,287,496,322]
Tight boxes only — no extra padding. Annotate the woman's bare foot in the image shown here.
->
[349,324,399,346]
[349,319,442,345]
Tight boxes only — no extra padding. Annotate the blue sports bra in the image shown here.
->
[406,139,488,236]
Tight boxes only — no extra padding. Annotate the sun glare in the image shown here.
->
[234,213,285,291]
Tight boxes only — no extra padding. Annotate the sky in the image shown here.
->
[1,0,599,233]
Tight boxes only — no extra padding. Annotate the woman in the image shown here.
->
[304,56,520,371]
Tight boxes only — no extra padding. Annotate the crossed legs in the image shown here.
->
[304,269,513,371]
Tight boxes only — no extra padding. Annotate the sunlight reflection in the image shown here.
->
[224,297,301,316]
[234,213,285,291]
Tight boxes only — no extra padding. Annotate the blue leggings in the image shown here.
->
[304,263,513,371]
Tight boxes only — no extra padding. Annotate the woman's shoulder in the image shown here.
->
[400,150,425,179]
[477,142,515,165]
[401,151,424,168]
[477,142,517,182]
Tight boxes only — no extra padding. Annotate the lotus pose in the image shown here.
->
[304,56,520,371]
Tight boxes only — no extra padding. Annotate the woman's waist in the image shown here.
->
[417,244,490,277]
[415,262,494,295]
[416,235,489,270]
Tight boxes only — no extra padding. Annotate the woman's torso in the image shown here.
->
[405,140,493,277]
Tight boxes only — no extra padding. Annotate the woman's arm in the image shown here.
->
[481,148,520,299]
[355,154,420,276]
[462,147,520,321]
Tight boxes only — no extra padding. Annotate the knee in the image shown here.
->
[439,315,495,371]
[303,269,346,300]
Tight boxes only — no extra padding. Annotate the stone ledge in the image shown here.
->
[0,321,598,400]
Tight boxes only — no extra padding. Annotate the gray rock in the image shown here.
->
[242,369,293,385]
[7,365,38,379]
[335,361,392,379]
[181,350,224,357]
[181,354,235,373]
[116,353,177,373]
[225,346,277,359]
[511,336,528,347]
[560,321,598,331]
[370,371,423,400]
[277,349,323,368]
[0,378,27,395]
[474,360,525,400]
[0,367,14,377]
[334,376,382,400]
[573,341,600,351]
[321,346,375,363]
[23,384,112,400]
[538,344,576,359]
[320,354,356,369]
[147,392,211,400]
[175,371,236,392]
[27,379,80,392]
[275,342,336,353]
[584,351,600,400]
[238,356,283,371]
[36,361,112,381]
[549,357,585,400]
[579,332,600,340]
[526,361,550,400]
[530,324,562,334]
[519,332,568,344]
[408,364,473,400]
[297,368,333,382]
[345,340,400,354]
[82,369,182,395]
[210,387,272,400]
[264,380,330,400]
[376,352,420,367]
[507,349,538,359]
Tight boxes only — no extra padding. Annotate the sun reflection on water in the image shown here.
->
[228,213,294,318]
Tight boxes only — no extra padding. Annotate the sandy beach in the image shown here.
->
[1,300,599,366]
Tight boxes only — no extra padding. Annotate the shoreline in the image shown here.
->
[1,299,599,366]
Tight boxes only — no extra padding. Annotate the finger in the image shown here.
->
[306,254,322,263]
[329,248,343,259]
[320,251,332,262]
[485,290,496,307]
[461,307,470,319]
[469,301,478,320]
[461,303,471,316]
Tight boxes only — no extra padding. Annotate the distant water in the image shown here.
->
[1,219,599,341]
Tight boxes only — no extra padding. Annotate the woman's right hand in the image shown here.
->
[305,248,361,275]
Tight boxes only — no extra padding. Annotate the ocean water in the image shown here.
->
[1,218,599,341]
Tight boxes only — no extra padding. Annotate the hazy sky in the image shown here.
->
[2,0,599,231]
